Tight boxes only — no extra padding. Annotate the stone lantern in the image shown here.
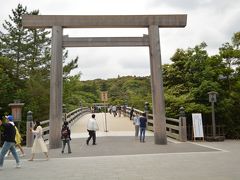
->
[179,106,187,142]
[179,106,185,117]
[144,102,150,113]
[8,100,24,129]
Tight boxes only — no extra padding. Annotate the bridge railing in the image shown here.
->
[124,106,187,142]
[32,107,91,142]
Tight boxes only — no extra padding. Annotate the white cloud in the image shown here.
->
[1,0,239,80]
[68,47,150,80]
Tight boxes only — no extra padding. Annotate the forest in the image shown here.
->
[0,4,240,138]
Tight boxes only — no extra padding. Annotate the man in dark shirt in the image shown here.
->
[0,115,21,169]
[130,107,134,120]
[139,112,147,142]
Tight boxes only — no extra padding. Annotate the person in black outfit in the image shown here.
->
[61,121,72,154]
[0,115,21,169]
[130,107,134,120]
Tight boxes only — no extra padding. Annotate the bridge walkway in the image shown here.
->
[70,112,154,138]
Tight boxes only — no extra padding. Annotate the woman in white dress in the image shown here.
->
[29,121,49,161]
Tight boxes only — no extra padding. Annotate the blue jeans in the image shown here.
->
[140,127,146,142]
[62,139,71,153]
[0,141,20,166]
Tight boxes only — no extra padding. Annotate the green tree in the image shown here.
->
[164,42,233,126]
[0,57,16,112]
[0,4,79,120]
[0,4,29,80]
[25,10,51,77]
[217,32,240,137]
[232,32,240,49]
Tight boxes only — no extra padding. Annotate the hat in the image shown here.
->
[7,115,14,122]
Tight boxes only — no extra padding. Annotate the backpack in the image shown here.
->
[61,127,69,139]
[15,126,22,144]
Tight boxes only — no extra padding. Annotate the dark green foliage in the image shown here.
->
[0,4,79,129]
[75,76,152,111]
[0,57,16,112]
[163,35,240,138]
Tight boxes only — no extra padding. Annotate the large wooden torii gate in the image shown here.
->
[22,15,187,149]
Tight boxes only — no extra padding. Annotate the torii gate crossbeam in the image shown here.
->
[22,15,186,28]
[22,15,187,149]
[62,35,149,47]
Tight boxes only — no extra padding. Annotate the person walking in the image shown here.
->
[7,125,25,157]
[109,105,112,114]
[139,112,147,143]
[0,115,21,169]
[61,121,72,154]
[86,114,99,145]
[133,112,140,138]
[29,121,49,161]
[130,107,134,120]
[112,105,117,117]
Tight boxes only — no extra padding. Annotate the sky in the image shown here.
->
[1,0,240,80]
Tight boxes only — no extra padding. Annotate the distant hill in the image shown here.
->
[80,75,152,111]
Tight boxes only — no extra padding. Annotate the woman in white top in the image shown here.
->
[29,121,49,161]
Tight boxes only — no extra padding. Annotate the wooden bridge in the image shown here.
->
[27,106,187,147]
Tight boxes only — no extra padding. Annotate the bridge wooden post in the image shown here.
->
[179,116,187,141]
[49,26,63,149]
[148,25,167,145]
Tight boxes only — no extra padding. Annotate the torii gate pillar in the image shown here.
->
[148,25,167,144]
[22,15,187,148]
[49,26,63,149]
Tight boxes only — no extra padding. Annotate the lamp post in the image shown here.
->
[208,91,218,138]
[26,111,33,147]
[123,100,127,117]
[100,91,108,132]
[144,102,150,128]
